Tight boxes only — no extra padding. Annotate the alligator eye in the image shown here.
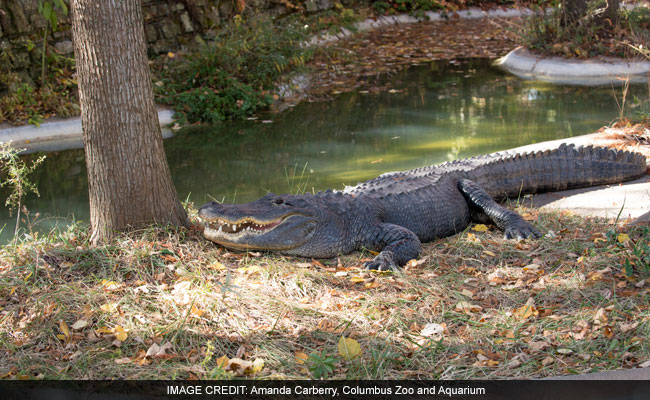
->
[273,198,284,205]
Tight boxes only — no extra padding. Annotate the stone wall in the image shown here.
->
[0,0,337,85]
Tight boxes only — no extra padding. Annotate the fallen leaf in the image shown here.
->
[295,351,309,365]
[620,322,639,333]
[602,325,615,339]
[420,323,444,338]
[190,304,205,318]
[593,308,608,325]
[209,261,226,271]
[514,297,537,319]
[225,357,252,376]
[114,325,128,342]
[528,341,550,353]
[250,358,264,375]
[146,343,161,358]
[216,355,229,369]
[100,280,121,291]
[541,356,554,366]
[338,336,362,360]
[617,233,630,243]
[71,319,88,330]
[455,301,482,313]
[473,224,489,232]
[59,320,70,339]
[146,341,173,358]
[100,303,118,313]
[95,326,114,335]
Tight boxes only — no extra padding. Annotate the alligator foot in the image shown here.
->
[459,179,542,241]
[364,252,398,271]
[363,223,422,269]
[503,220,540,240]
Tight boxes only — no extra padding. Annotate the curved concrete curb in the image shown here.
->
[495,47,650,86]
[304,7,535,47]
[0,109,175,154]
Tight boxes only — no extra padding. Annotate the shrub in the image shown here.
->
[153,15,313,124]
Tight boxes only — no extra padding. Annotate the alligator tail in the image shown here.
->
[464,143,648,200]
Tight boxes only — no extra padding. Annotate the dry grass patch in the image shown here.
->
[0,208,648,379]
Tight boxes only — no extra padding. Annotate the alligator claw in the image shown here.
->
[503,222,540,240]
[364,252,398,271]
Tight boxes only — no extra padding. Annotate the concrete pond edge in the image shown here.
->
[495,46,650,86]
[0,109,175,154]
[303,7,535,47]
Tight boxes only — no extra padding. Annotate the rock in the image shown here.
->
[179,12,194,33]
[144,23,158,43]
[29,13,47,30]
[206,6,220,27]
[7,0,30,34]
[316,0,333,10]
[160,20,181,39]
[150,39,176,55]
[54,40,73,55]
[12,51,30,69]
[218,1,233,17]
[305,0,318,13]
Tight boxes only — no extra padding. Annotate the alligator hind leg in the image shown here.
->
[363,223,421,271]
[458,179,540,240]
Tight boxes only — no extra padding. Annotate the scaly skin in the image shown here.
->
[199,144,647,270]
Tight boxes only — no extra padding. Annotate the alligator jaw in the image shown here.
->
[202,214,295,245]
[204,216,286,237]
[200,213,316,251]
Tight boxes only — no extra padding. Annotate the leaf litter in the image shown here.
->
[1,208,648,379]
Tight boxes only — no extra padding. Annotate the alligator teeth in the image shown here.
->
[205,216,288,237]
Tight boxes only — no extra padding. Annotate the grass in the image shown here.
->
[0,206,648,379]
[512,1,650,59]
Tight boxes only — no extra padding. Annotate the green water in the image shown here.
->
[0,59,637,240]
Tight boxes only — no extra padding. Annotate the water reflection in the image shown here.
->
[1,59,639,241]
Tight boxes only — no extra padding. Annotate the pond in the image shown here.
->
[0,59,639,241]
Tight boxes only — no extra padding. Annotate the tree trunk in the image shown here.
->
[564,0,588,23]
[563,0,619,25]
[70,0,187,245]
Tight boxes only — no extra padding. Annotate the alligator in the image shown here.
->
[198,144,647,270]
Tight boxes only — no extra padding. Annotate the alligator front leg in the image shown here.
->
[363,223,421,270]
[458,179,540,240]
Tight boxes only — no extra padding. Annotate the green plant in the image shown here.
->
[0,142,46,238]
[306,350,338,378]
[630,227,650,276]
[153,14,313,124]
[37,0,69,86]
[512,1,648,58]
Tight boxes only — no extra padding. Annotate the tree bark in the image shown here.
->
[70,0,187,245]
[563,0,619,25]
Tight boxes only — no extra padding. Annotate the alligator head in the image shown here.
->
[198,193,321,253]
